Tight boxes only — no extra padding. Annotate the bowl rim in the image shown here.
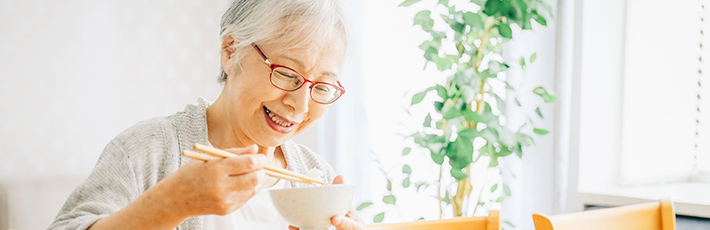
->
[268,183,355,192]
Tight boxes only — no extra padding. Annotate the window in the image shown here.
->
[621,0,710,184]
[574,0,710,218]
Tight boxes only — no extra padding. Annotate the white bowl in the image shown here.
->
[269,184,355,230]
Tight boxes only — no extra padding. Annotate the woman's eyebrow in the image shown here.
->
[281,55,339,80]
[321,71,339,81]
[282,55,306,69]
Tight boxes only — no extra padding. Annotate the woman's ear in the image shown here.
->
[221,35,237,65]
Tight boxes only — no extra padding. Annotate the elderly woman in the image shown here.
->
[48,0,365,229]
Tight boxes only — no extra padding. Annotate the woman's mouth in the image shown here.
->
[264,106,296,134]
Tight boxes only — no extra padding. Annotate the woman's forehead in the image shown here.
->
[270,41,345,78]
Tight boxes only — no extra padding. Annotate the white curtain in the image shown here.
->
[316,0,372,205]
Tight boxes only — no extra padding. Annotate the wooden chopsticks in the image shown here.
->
[181,143,325,185]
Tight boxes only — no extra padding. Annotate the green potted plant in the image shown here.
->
[358,0,556,225]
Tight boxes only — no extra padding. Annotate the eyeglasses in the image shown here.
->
[251,43,345,104]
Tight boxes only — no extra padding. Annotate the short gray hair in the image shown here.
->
[218,0,349,83]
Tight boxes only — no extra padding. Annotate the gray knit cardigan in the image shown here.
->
[48,98,336,230]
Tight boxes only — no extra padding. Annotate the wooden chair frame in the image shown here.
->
[532,199,675,230]
[367,210,500,230]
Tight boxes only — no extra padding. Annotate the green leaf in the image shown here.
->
[446,136,474,165]
[451,168,468,180]
[374,212,385,223]
[434,85,447,99]
[463,12,484,30]
[530,52,538,63]
[496,196,505,202]
[402,147,412,156]
[489,156,499,167]
[490,184,499,192]
[433,56,453,71]
[505,81,516,90]
[517,133,535,146]
[463,110,484,123]
[497,23,513,39]
[514,143,522,158]
[519,57,526,69]
[413,10,435,31]
[423,113,432,127]
[431,152,445,165]
[442,107,462,119]
[533,128,549,135]
[458,128,478,140]
[356,202,373,211]
[494,94,507,115]
[387,179,392,191]
[487,61,509,74]
[470,0,487,6]
[434,101,444,112]
[532,86,557,103]
[533,12,548,26]
[479,69,495,79]
[535,107,543,118]
[450,22,466,33]
[383,195,397,204]
[438,0,449,6]
[423,46,439,63]
[418,39,440,52]
[415,182,429,191]
[534,1,554,23]
[411,91,427,105]
[403,164,412,174]
[402,177,411,188]
[503,184,511,196]
[411,86,438,106]
[399,0,422,7]
[483,0,504,17]
[443,191,451,204]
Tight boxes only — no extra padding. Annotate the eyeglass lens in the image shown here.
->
[271,67,342,104]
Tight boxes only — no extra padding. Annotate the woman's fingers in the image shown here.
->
[331,214,366,230]
[220,154,267,175]
[170,144,268,216]
[332,175,345,184]
[226,169,267,191]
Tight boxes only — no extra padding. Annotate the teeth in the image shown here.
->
[265,107,292,127]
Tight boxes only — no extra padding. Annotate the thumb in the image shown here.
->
[331,215,364,230]
[332,175,345,184]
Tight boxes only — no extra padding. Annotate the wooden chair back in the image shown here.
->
[367,210,500,230]
[532,199,675,230]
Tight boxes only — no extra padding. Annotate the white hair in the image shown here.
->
[217,0,350,83]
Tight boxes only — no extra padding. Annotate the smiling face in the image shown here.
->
[217,33,346,147]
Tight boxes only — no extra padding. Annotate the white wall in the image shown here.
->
[0,0,228,228]
[0,0,227,180]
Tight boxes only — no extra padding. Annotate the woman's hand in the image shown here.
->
[288,175,367,230]
[89,145,267,230]
[164,144,267,216]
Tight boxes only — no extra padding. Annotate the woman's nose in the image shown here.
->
[283,84,310,114]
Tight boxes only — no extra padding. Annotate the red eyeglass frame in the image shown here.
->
[251,43,346,104]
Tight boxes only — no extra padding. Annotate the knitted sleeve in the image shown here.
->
[47,138,140,230]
